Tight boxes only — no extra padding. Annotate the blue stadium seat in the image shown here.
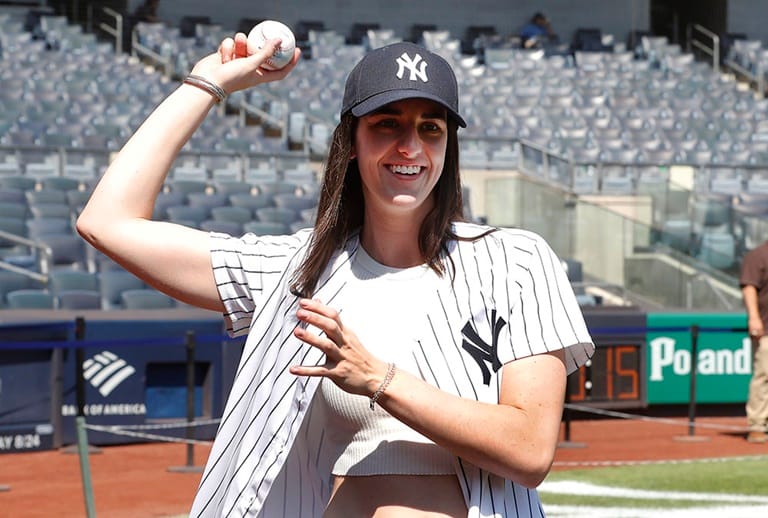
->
[57,289,102,309]
[120,288,176,309]
[6,289,55,309]
[242,221,290,235]
[98,270,146,309]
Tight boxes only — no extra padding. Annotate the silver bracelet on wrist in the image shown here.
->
[369,363,396,411]
[183,74,227,104]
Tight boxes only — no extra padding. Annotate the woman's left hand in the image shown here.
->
[290,298,388,397]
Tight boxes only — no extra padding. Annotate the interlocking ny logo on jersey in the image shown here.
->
[396,52,428,82]
[83,351,136,397]
[461,310,506,385]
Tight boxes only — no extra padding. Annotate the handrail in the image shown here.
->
[0,229,52,283]
[686,272,740,310]
[723,56,765,99]
[239,101,286,132]
[98,7,123,54]
[131,36,174,78]
[686,23,720,74]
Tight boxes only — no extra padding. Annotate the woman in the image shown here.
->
[77,33,594,517]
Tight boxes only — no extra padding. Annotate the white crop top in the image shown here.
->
[316,246,455,476]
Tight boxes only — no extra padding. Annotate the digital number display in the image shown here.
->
[567,344,644,407]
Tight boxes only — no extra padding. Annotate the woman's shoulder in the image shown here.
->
[210,228,314,255]
[451,221,551,250]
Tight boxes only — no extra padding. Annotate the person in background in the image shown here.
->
[76,29,594,516]
[740,242,768,443]
[133,0,160,23]
[519,12,558,48]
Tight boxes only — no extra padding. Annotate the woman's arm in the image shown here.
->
[76,34,300,311]
[290,298,567,488]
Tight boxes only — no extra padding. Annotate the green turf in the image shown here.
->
[545,457,768,495]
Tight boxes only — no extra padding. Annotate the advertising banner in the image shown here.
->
[646,313,751,404]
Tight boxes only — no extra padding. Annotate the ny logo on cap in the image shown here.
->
[396,52,428,82]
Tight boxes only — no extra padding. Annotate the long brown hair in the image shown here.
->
[289,112,465,298]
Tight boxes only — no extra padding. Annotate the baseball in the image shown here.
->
[247,20,296,70]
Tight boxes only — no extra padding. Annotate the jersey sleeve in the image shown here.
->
[209,230,310,337]
[502,230,595,374]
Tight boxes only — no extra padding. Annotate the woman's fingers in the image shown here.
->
[294,325,339,356]
[219,37,235,63]
[296,298,343,341]
[233,32,248,58]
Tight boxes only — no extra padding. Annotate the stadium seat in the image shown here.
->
[210,168,242,183]
[153,191,187,220]
[0,271,31,307]
[0,202,28,219]
[38,234,87,269]
[0,176,36,191]
[28,203,72,220]
[228,193,273,212]
[272,193,318,213]
[66,189,92,211]
[242,220,290,236]
[26,217,72,239]
[256,181,299,196]
[186,192,229,210]
[213,181,252,196]
[98,270,146,309]
[697,230,736,270]
[6,289,55,309]
[48,270,98,294]
[165,205,210,226]
[256,207,298,225]
[166,179,208,198]
[660,219,693,253]
[120,288,176,309]
[200,219,243,235]
[244,165,279,185]
[210,206,252,224]
[40,176,80,192]
[57,289,102,310]
[0,216,27,239]
[0,188,26,203]
[0,162,22,177]
[171,165,208,182]
[25,189,67,205]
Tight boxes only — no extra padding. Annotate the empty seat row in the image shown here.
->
[2,287,177,310]
[0,269,174,310]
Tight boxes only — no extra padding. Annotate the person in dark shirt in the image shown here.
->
[519,12,557,48]
[740,242,768,443]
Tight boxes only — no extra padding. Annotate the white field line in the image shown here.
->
[540,481,768,518]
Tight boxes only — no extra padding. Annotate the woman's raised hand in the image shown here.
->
[190,32,301,96]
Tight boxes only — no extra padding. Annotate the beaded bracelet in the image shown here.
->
[183,74,227,104]
[369,363,396,411]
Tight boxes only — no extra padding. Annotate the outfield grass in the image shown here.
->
[546,457,768,494]
[541,457,768,509]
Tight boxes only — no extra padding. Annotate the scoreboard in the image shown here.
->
[570,307,647,408]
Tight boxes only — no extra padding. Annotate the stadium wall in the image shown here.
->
[729,0,768,45]
[131,0,650,48]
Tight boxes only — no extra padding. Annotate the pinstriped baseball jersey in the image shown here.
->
[193,222,594,517]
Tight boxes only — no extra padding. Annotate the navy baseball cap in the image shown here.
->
[341,42,466,127]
